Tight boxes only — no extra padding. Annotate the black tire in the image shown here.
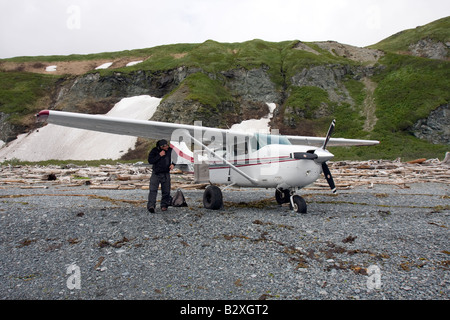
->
[203,185,223,210]
[290,195,307,214]
[275,189,290,204]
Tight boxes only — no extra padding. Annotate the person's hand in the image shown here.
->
[159,150,166,157]
[169,164,175,171]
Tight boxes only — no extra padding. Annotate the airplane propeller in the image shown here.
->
[291,119,337,193]
[322,119,335,150]
[320,119,337,193]
[321,162,336,193]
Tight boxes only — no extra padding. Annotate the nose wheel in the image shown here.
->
[275,189,307,214]
[290,195,307,214]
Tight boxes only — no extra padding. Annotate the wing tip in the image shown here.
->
[36,110,50,122]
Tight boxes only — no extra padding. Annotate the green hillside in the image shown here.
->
[369,16,450,54]
[0,17,449,162]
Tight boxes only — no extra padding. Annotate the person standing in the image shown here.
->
[147,139,175,213]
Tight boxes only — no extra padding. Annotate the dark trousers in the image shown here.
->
[147,172,171,210]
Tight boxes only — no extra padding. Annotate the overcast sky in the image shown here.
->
[0,0,449,59]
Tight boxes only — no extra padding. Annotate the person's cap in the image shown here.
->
[157,139,168,147]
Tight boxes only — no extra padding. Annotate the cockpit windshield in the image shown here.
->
[252,133,291,150]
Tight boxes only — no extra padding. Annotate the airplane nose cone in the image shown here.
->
[314,148,334,163]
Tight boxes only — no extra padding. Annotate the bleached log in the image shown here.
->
[20,185,49,189]
[89,184,120,190]
[116,174,150,181]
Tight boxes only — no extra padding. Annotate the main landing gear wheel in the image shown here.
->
[275,189,291,205]
[290,195,307,214]
[203,185,223,210]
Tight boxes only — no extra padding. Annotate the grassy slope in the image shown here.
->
[369,16,450,53]
[356,16,450,161]
[0,72,60,124]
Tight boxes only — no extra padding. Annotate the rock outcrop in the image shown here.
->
[409,38,449,60]
[53,68,192,112]
[411,104,450,145]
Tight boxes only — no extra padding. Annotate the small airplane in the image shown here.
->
[36,109,379,213]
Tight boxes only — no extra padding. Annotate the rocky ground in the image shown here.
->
[0,160,449,305]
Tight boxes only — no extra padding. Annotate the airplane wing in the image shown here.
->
[36,110,379,147]
[285,135,380,147]
[36,110,259,184]
[36,110,246,142]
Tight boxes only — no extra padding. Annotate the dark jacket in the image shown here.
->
[148,144,174,174]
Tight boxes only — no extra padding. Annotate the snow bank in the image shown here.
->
[0,95,161,162]
[230,103,276,133]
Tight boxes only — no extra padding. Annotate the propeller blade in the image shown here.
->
[322,162,337,193]
[322,119,336,150]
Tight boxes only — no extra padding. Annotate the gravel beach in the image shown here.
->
[1,181,448,302]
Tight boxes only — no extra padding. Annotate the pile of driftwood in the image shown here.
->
[313,157,450,190]
[0,164,202,190]
[0,157,449,191]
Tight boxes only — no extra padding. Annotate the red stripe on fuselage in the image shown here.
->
[209,157,296,170]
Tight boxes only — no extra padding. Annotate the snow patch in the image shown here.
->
[0,95,161,162]
[95,62,113,70]
[126,60,143,67]
[46,65,57,72]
